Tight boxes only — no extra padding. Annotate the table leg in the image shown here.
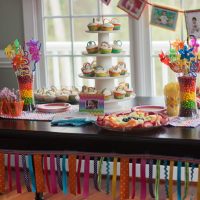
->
[35,192,44,200]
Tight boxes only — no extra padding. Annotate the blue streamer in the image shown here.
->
[62,155,68,194]
[28,155,36,192]
[106,157,110,194]
[164,160,169,198]
[177,161,182,200]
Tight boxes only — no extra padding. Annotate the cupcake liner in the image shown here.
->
[112,49,122,53]
[100,49,112,54]
[88,26,98,31]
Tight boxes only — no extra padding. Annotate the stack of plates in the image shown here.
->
[36,103,71,113]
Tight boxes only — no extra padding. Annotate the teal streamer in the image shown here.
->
[190,163,195,200]
[62,155,68,194]
[28,155,36,192]
[164,160,169,198]
[177,161,182,200]
[183,162,189,200]
[106,157,110,194]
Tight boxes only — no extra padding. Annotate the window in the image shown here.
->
[150,0,200,96]
[39,0,131,89]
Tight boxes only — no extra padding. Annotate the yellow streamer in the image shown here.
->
[169,160,174,200]
[197,164,200,200]
[112,157,117,200]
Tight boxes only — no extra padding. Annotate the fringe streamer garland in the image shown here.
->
[68,154,76,195]
[112,157,117,200]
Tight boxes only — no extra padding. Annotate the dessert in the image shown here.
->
[43,90,56,103]
[95,66,109,77]
[87,18,99,31]
[101,22,114,31]
[113,86,126,99]
[111,18,121,30]
[81,62,95,77]
[117,61,127,75]
[109,66,121,77]
[112,40,122,53]
[101,88,112,100]
[125,88,134,97]
[99,42,112,54]
[86,41,98,54]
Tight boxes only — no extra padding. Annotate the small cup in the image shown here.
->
[165,96,180,116]
[2,101,24,117]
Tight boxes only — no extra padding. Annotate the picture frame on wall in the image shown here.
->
[117,0,146,20]
[185,10,200,38]
[150,5,178,31]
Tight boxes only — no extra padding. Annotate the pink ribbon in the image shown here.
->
[83,156,90,198]
[140,159,146,200]
[50,154,57,193]
[7,153,12,191]
[15,153,21,193]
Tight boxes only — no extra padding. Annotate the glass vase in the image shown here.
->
[16,68,35,111]
[178,75,198,118]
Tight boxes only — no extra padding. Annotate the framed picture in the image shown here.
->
[150,6,178,31]
[79,93,104,114]
[185,10,200,38]
[117,0,146,20]
[101,0,111,6]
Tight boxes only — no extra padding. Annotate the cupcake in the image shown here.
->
[43,90,56,103]
[87,18,99,31]
[88,87,97,94]
[111,18,121,30]
[81,62,95,77]
[125,88,134,97]
[86,41,98,54]
[102,88,112,100]
[95,66,109,77]
[109,66,121,77]
[113,87,126,99]
[101,23,114,31]
[112,40,122,53]
[68,90,79,104]
[100,42,112,54]
[117,61,127,75]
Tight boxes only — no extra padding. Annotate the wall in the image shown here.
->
[0,0,24,89]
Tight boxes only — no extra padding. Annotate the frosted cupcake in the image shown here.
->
[43,90,56,103]
[81,62,95,77]
[112,40,122,53]
[99,42,112,54]
[86,41,98,54]
[109,66,121,77]
[117,61,127,75]
[111,18,121,30]
[113,87,126,99]
[125,88,134,97]
[95,66,109,77]
[102,88,112,100]
[87,18,99,31]
[102,23,114,31]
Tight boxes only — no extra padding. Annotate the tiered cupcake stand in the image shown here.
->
[79,30,134,112]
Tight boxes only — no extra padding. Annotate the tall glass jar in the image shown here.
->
[178,75,198,118]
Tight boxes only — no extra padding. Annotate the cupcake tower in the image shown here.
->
[80,19,134,112]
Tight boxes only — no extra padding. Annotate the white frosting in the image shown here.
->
[112,44,122,50]
[114,89,126,95]
[100,42,112,50]
[103,23,114,28]
[110,67,121,73]
[82,68,93,73]
[112,19,121,25]
[88,22,98,26]
[103,89,111,96]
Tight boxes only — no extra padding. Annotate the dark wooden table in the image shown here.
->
[0,97,200,159]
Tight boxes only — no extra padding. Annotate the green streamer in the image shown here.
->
[97,157,104,191]
[155,160,161,200]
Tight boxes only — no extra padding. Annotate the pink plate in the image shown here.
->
[36,103,71,113]
[132,105,166,114]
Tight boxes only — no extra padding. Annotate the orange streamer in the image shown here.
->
[0,153,5,193]
[68,155,76,195]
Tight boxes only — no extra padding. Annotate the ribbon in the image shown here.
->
[56,155,62,190]
[169,160,174,200]
[15,153,21,193]
[98,157,104,191]
[83,156,90,198]
[112,157,117,200]
[43,155,50,193]
[94,157,99,191]
[132,159,136,199]
[0,153,5,193]
[164,160,169,198]
[106,157,111,194]
[190,163,195,200]
[77,156,82,194]
[155,160,160,200]
[177,161,182,200]
[62,155,68,194]
[50,154,57,193]
[68,155,76,195]
[34,154,45,193]
[28,155,36,192]
[120,158,129,200]
[197,164,200,200]
[149,160,155,198]
[22,154,31,192]
[141,159,146,200]
[183,162,189,200]
[7,153,12,191]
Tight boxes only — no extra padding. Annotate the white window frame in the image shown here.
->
[22,0,152,96]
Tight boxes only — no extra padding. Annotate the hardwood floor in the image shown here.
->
[0,177,197,200]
